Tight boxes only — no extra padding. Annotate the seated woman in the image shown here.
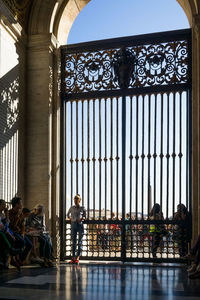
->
[0,199,22,270]
[26,204,54,267]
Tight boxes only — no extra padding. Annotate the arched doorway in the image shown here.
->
[26,0,200,259]
[60,2,192,261]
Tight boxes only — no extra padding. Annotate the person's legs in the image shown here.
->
[0,231,11,250]
[77,224,84,257]
[71,223,78,258]
[13,233,25,249]
[37,234,54,267]
[42,235,52,260]
[152,233,161,258]
[20,235,32,262]
[0,232,11,267]
[190,234,200,257]
[38,235,46,258]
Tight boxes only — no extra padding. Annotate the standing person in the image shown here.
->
[67,194,86,264]
[125,213,131,250]
[149,203,164,258]
[9,197,32,265]
[173,204,191,257]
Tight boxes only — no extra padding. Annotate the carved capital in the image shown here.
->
[28,33,58,52]
[2,0,31,26]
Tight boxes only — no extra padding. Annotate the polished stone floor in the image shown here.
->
[0,262,200,300]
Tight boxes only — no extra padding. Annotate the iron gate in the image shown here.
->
[60,29,192,262]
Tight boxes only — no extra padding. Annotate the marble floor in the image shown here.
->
[0,262,200,300]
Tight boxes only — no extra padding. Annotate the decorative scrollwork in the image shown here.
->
[63,35,190,96]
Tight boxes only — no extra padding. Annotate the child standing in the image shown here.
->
[67,194,86,264]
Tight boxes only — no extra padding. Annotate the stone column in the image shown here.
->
[192,16,200,240]
[16,37,27,201]
[25,33,59,234]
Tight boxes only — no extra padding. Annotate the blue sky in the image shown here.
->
[68,0,189,44]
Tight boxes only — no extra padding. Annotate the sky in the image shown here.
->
[65,0,190,218]
[67,0,189,44]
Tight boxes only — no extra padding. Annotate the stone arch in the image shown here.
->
[28,0,196,44]
[25,0,200,246]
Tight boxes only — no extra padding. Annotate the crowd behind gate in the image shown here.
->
[87,204,192,258]
[66,194,200,278]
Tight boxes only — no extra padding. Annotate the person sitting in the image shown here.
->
[187,234,200,279]
[0,199,22,270]
[26,204,54,267]
[9,197,33,267]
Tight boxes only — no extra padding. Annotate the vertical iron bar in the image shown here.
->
[153,94,157,207]
[135,95,139,219]
[110,97,113,219]
[116,97,119,219]
[160,93,164,215]
[122,93,126,260]
[76,100,78,193]
[130,96,133,218]
[166,93,170,219]
[93,99,96,219]
[172,92,176,217]
[186,91,189,211]
[141,95,145,219]
[179,92,182,207]
[99,99,102,220]
[82,100,84,207]
[105,98,107,219]
[71,101,73,207]
[87,100,90,220]
[147,94,151,217]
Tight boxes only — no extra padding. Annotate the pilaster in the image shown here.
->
[25,33,59,233]
[192,15,200,239]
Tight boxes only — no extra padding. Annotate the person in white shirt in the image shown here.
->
[67,194,86,264]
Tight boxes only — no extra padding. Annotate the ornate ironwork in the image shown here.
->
[60,30,192,263]
[62,30,191,98]
[112,47,136,89]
